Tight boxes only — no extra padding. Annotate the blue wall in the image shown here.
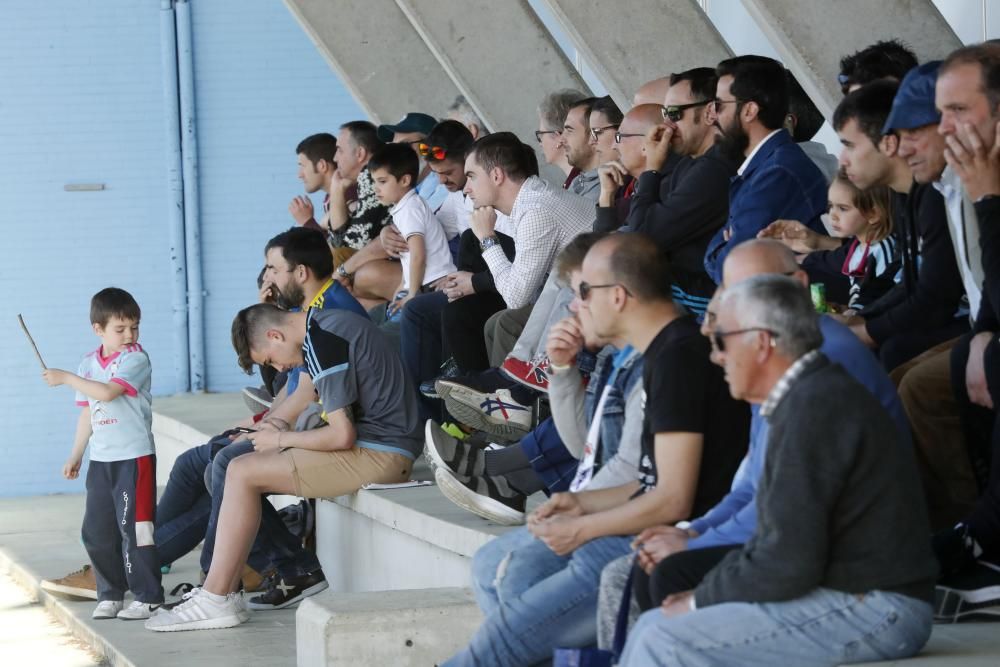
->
[1,0,362,497]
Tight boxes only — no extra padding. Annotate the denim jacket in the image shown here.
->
[583,346,645,469]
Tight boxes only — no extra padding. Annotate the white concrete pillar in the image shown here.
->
[537,0,732,110]
[283,0,462,124]
[395,0,591,183]
[741,0,962,119]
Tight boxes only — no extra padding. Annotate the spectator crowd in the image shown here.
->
[36,35,1000,667]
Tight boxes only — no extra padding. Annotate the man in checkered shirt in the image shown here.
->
[462,131,595,309]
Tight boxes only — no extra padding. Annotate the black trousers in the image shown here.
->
[951,329,1000,557]
[879,318,969,373]
[634,545,740,611]
[444,229,516,373]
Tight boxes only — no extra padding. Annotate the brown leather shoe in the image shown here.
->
[41,564,97,600]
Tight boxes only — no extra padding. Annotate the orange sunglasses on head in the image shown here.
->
[418,143,448,160]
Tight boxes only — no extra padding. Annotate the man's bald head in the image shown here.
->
[621,104,664,132]
[617,104,663,174]
[722,239,804,288]
[633,77,671,106]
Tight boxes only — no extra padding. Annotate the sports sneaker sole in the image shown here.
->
[117,608,158,621]
[146,613,244,631]
[40,580,98,601]
[434,467,525,526]
[934,586,1000,622]
[424,420,458,472]
[242,387,272,413]
[246,579,329,610]
[444,389,531,442]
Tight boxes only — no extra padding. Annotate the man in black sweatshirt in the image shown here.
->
[619,274,937,667]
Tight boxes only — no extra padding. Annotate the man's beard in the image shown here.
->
[715,116,750,163]
[274,282,305,310]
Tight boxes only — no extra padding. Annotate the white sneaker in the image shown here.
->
[232,590,252,623]
[117,600,158,620]
[144,588,243,632]
[92,600,124,620]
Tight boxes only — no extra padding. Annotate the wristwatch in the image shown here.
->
[337,264,353,281]
[479,235,500,254]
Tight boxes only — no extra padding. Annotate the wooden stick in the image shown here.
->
[17,314,47,369]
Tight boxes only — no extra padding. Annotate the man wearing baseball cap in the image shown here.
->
[836,68,967,372]
[378,112,449,210]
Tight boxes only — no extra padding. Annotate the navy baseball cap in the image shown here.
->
[882,61,942,134]
[377,112,437,143]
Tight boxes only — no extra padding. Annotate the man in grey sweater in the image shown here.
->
[620,274,937,667]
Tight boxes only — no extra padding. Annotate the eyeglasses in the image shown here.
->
[589,124,620,141]
[710,327,779,352]
[535,129,561,143]
[614,131,644,144]
[418,143,447,160]
[713,98,742,111]
[662,100,712,122]
[576,281,632,301]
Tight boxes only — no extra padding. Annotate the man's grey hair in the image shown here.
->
[538,88,589,131]
[446,95,486,133]
[720,275,823,359]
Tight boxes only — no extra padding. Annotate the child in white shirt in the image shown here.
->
[370,143,456,318]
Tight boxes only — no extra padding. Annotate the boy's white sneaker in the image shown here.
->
[144,588,244,632]
[92,600,124,620]
[117,600,159,620]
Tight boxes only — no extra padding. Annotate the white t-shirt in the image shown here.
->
[391,190,457,290]
[75,343,155,462]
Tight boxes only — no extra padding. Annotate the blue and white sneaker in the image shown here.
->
[443,387,532,442]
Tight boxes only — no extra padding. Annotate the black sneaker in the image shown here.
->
[433,466,526,526]
[932,522,982,577]
[424,419,487,476]
[934,560,1000,622]
[246,570,329,610]
[420,357,460,398]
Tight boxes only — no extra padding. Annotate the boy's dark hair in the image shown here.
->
[340,120,383,155]
[368,143,420,185]
[590,95,624,125]
[669,67,718,104]
[839,39,918,95]
[91,287,141,327]
[604,232,674,303]
[716,55,789,130]
[556,231,608,283]
[567,96,600,127]
[264,227,334,280]
[467,132,539,181]
[941,43,1000,111]
[786,70,825,142]
[231,303,285,374]
[424,120,475,164]
[295,133,337,167]
[832,79,899,146]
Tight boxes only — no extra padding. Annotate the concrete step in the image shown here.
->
[297,587,481,666]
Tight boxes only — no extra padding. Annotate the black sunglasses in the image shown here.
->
[662,100,712,122]
[577,281,632,301]
[710,327,779,352]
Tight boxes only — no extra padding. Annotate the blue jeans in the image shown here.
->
[619,588,933,667]
[448,528,633,666]
[199,439,321,578]
[155,440,215,566]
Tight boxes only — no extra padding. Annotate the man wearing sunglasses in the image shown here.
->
[619,272,936,667]
[377,111,450,211]
[623,67,740,317]
[703,55,828,286]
